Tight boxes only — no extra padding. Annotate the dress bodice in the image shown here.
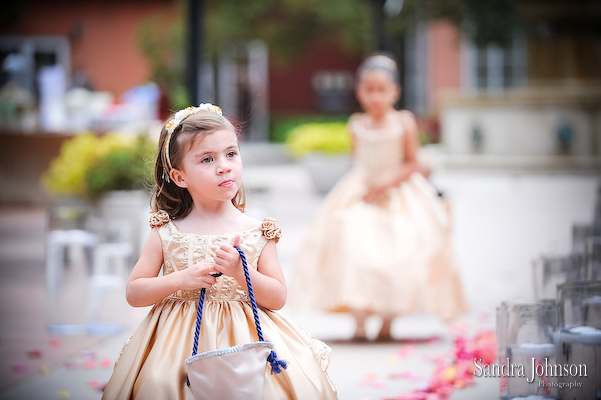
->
[152,214,281,302]
[349,117,405,185]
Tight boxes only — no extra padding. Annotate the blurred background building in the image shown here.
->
[0,0,599,205]
[0,1,600,397]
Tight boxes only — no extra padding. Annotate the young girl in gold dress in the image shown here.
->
[102,104,337,399]
[291,54,468,341]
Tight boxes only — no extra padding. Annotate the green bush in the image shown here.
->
[285,122,352,158]
[42,132,155,199]
[270,114,348,143]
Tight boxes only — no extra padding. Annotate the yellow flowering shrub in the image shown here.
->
[285,122,351,158]
[42,132,154,198]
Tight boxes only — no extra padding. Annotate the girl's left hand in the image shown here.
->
[214,235,243,281]
[364,182,388,204]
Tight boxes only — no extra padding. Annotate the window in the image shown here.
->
[0,36,70,99]
[463,34,528,90]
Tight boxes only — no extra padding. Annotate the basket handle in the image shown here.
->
[190,246,287,374]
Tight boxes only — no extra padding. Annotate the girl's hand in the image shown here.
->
[364,181,389,204]
[180,262,219,290]
[214,235,244,281]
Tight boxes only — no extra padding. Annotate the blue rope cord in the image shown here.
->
[237,247,265,342]
[192,288,205,356]
[187,288,205,386]
[236,246,287,374]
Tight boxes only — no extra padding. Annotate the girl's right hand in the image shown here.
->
[180,262,219,290]
[364,179,390,204]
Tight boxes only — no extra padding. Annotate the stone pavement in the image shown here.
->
[0,152,598,400]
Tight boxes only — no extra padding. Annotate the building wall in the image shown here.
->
[269,41,363,114]
[427,20,462,115]
[5,0,176,98]
[0,133,70,204]
[441,87,601,157]
[436,13,601,161]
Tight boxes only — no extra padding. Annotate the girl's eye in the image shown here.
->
[227,151,237,158]
[201,156,213,163]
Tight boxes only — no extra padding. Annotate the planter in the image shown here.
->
[47,196,93,231]
[302,153,351,194]
[92,189,150,258]
[45,190,150,335]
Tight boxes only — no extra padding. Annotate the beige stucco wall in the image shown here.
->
[440,85,601,158]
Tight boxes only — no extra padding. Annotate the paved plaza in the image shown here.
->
[0,152,598,400]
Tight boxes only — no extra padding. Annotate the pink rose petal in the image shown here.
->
[364,373,377,381]
[63,361,80,369]
[359,372,378,387]
[12,364,27,373]
[100,357,113,368]
[398,345,415,357]
[27,350,43,359]
[405,372,422,382]
[371,380,386,389]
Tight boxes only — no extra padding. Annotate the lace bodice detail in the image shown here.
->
[349,117,405,185]
[153,216,280,302]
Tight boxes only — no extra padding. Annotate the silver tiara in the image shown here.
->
[366,55,397,71]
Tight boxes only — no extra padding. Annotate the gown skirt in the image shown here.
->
[291,168,468,321]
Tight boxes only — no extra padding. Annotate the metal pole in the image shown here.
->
[371,0,387,52]
[187,0,203,105]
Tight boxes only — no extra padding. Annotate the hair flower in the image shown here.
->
[261,217,282,243]
[149,210,170,228]
[166,103,223,135]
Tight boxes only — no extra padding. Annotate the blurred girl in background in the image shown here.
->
[291,54,468,341]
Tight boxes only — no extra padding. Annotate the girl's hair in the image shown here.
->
[152,110,246,219]
[355,53,400,86]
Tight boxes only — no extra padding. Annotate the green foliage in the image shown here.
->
[207,0,371,64]
[270,114,349,143]
[460,0,520,48]
[135,0,523,108]
[136,0,371,89]
[42,133,155,199]
[286,122,351,158]
[416,114,441,145]
[137,13,187,107]
[85,135,155,198]
[386,0,521,48]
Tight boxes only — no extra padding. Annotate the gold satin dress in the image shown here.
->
[102,216,337,400]
[290,116,468,321]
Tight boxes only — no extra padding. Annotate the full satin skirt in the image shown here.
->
[290,170,468,320]
[102,297,337,400]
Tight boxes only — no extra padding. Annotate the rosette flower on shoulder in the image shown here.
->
[149,210,170,228]
[261,217,282,243]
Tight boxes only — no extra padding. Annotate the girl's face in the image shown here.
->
[356,69,400,118]
[170,128,242,204]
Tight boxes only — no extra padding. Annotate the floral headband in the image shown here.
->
[163,103,223,177]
